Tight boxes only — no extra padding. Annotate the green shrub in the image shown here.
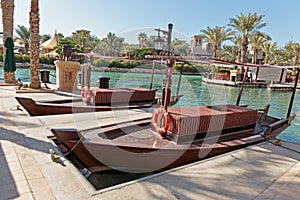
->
[93,58,111,67]
[15,54,30,63]
[39,56,56,64]
[173,63,211,73]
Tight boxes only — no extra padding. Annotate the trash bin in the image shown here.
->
[98,76,110,88]
[40,70,50,83]
[208,73,212,79]
[237,74,243,81]
[231,76,236,82]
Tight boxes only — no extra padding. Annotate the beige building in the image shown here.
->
[190,35,212,57]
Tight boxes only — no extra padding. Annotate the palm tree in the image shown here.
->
[228,13,267,63]
[1,0,14,42]
[72,32,88,53]
[249,32,271,63]
[172,38,190,56]
[270,47,290,66]
[72,32,100,53]
[261,41,277,64]
[88,34,100,52]
[15,25,30,54]
[231,34,242,62]
[1,0,15,83]
[29,0,40,89]
[200,26,233,58]
[40,33,51,43]
[285,41,300,66]
[138,32,147,48]
[219,45,238,62]
[95,32,124,56]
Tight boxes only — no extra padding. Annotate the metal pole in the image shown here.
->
[236,66,248,106]
[176,63,184,97]
[149,61,155,90]
[279,68,285,83]
[163,23,173,111]
[287,67,299,118]
[167,23,173,57]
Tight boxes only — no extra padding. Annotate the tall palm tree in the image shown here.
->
[200,26,233,58]
[219,45,238,62]
[1,0,15,83]
[228,13,267,63]
[14,25,30,54]
[88,34,100,52]
[231,34,242,62]
[40,33,51,43]
[72,32,100,53]
[29,0,40,89]
[261,41,277,64]
[249,32,271,63]
[285,41,300,66]
[1,0,14,42]
[138,32,147,48]
[270,47,290,66]
[72,32,88,53]
[95,32,124,56]
[171,38,190,56]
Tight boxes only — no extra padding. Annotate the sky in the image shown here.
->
[1,0,300,46]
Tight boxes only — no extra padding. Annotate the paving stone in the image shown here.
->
[28,178,55,200]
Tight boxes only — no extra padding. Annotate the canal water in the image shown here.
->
[2,66,299,144]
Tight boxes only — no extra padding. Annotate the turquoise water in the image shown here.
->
[1,67,299,144]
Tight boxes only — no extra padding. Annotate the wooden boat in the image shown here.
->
[50,104,295,173]
[49,56,299,173]
[15,88,182,116]
[15,96,155,116]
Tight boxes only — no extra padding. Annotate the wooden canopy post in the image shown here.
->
[149,61,155,90]
[279,68,285,83]
[236,66,249,106]
[176,63,184,97]
[287,67,299,118]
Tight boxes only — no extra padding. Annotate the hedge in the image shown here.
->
[0,54,56,65]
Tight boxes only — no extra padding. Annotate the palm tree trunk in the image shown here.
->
[252,48,258,64]
[236,47,241,63]
[293,56,299,66]
[29,0,40,89]
[1,0,16,83]
[264,55,269,64]
[213,45,217,58]
[241,37,248,63]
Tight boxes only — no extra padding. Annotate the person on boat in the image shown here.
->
[247,70,253,82]
[286,75,292,83]
[236,67,242,81]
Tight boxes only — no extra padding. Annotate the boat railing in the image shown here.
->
[265,115,295,136]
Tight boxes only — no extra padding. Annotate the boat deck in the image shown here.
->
[202,77,300,91]
[202,77,268,87]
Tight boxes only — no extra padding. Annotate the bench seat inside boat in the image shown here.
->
[86,88,156,105]
[152,105,258,143]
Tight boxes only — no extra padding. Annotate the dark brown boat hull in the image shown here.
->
[50,115,293,173]
[15,97,154,116]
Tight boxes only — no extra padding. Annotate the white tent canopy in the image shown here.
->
[40,33,58,50]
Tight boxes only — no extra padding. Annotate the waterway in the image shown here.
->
[1,67,299,144]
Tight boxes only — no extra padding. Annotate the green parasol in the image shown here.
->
[4,37,16,72]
